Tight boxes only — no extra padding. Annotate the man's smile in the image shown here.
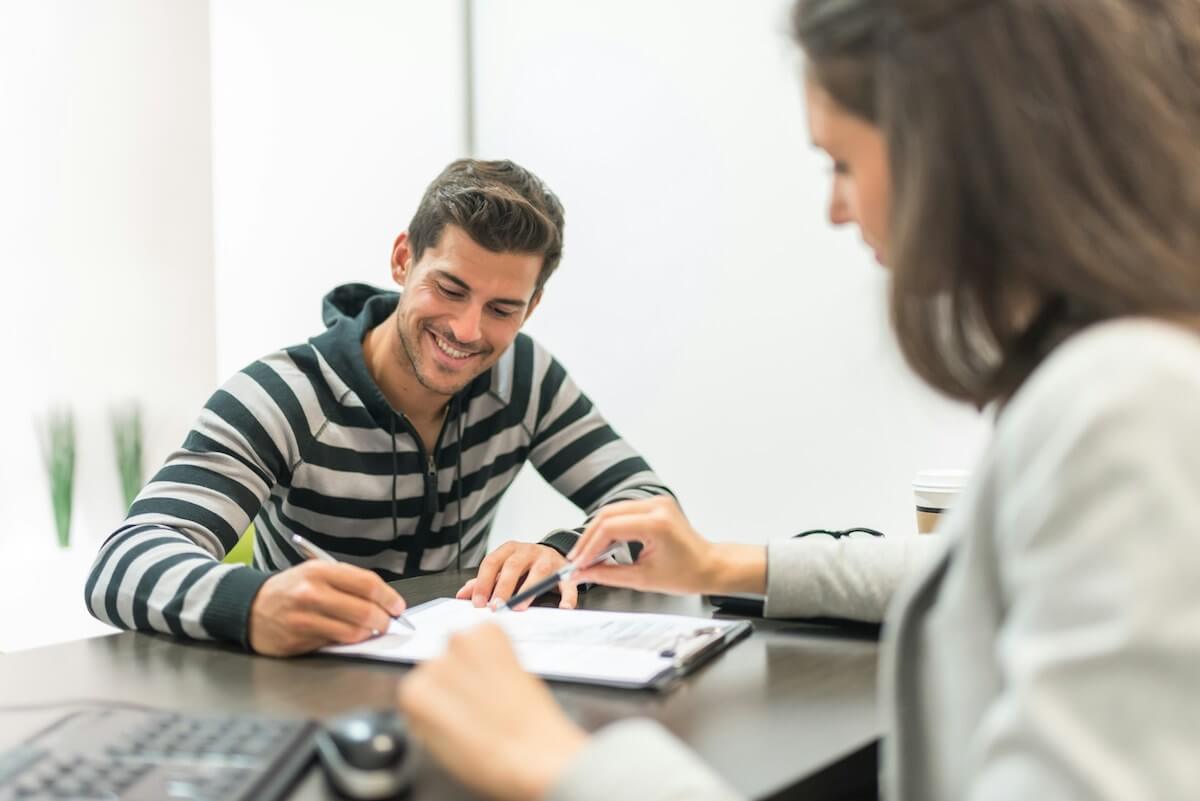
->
[427,327,482,364]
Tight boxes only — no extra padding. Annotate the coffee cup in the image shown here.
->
[913,469,969,534]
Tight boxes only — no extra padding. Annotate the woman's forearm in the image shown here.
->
[702,543,768,595]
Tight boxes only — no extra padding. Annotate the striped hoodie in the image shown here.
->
[85,283,669,647]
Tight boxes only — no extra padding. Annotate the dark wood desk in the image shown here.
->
[0,572,881,800]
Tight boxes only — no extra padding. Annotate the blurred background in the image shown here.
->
[0,0,989,649]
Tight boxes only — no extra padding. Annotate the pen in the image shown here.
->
[290,534,416,633]
[494,542,625,612]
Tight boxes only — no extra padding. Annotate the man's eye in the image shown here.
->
[438,284,465,299]
[833,161,850,175]
[490,306,515,319]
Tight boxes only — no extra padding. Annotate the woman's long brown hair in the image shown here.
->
[794,0,1200,406]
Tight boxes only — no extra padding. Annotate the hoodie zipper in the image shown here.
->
[395,410,450,578]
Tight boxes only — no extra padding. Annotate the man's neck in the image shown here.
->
[362,310,450,426]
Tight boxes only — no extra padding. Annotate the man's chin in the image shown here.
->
[416,365,482,397]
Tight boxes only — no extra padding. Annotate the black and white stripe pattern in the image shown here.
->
[85,294,669,647]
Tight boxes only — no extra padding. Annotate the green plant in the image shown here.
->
[111,403,144,510]
[38,408,76,548]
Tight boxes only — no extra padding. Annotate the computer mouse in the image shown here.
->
[314,708,416,800]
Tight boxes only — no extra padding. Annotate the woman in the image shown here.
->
[397,1,1200,799]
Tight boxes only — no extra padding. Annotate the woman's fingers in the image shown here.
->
[573,511,668,567]
[572,563,648,591]
[569,498,671,561]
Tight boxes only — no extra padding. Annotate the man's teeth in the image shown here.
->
[434,334,471,359]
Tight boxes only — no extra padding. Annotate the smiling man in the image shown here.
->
[85,159,670,656]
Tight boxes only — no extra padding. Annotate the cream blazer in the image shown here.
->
[549,319,1200,801]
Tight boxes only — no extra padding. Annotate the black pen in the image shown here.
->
[494,543,624,612]
[291,534,416,633]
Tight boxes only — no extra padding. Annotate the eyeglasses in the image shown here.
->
[793,527,884,539]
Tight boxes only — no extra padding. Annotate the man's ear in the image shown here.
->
[522,288,544,323]
[391,232,414,286]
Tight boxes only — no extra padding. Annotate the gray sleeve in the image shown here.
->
[764,534,943,622]
[544,719,743,801]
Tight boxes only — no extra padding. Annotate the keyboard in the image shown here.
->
[0,706,315,801]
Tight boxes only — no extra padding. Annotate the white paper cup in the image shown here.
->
[913,469,969,534]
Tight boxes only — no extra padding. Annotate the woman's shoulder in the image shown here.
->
[978,317,1200,573]
[1000,317,1200,439]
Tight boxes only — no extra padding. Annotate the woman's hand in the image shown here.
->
[397,623,588,801]
[570,496,767,596]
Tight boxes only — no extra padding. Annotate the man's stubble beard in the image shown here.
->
[395,309,482,397]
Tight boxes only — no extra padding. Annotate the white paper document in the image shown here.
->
[321,598,750,688]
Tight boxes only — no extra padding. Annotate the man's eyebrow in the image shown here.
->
[431,270,528,307]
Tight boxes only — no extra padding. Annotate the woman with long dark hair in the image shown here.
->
[397,2,1200,799]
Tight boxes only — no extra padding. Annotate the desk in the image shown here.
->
[0,571,881,800]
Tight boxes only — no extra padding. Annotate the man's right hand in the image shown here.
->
[248,561,407,657]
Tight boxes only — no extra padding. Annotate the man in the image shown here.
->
[85,159,670,656]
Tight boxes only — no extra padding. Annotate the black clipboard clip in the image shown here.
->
[657,623,752,671]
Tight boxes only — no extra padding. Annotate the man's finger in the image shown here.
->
[306,586,394,634]
[558,579,578,610]
[511,562,558,611]
[291,610,375,646]
[455,578,477,600]
[472,546,511,606]
[490,555,535,606]
[320,563,407,616]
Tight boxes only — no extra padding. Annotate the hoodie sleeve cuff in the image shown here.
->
[199,565,272,650]
[539,529,580,557]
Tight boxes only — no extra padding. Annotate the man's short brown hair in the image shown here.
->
[408,159,566,292]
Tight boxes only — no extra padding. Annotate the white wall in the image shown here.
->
[0,0,217,557]
[474,0,991,543]
[1,1,992,610]
[0,1,217,648]
[208,0,468,379]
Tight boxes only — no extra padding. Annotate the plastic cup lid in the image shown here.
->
[912,468,970,491]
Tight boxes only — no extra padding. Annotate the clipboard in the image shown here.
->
[322,598,753,690]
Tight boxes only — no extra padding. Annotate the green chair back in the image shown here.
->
[223,523,255,566]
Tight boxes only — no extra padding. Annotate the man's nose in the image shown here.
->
[448,304,483,345]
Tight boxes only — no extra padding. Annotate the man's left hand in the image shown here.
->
[455,541,577,610]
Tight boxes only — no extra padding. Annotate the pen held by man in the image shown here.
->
[254,534,416,646]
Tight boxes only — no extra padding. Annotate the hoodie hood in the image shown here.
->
[321,282,396,329]
[310,281,515,431]
[311,283,404,431]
